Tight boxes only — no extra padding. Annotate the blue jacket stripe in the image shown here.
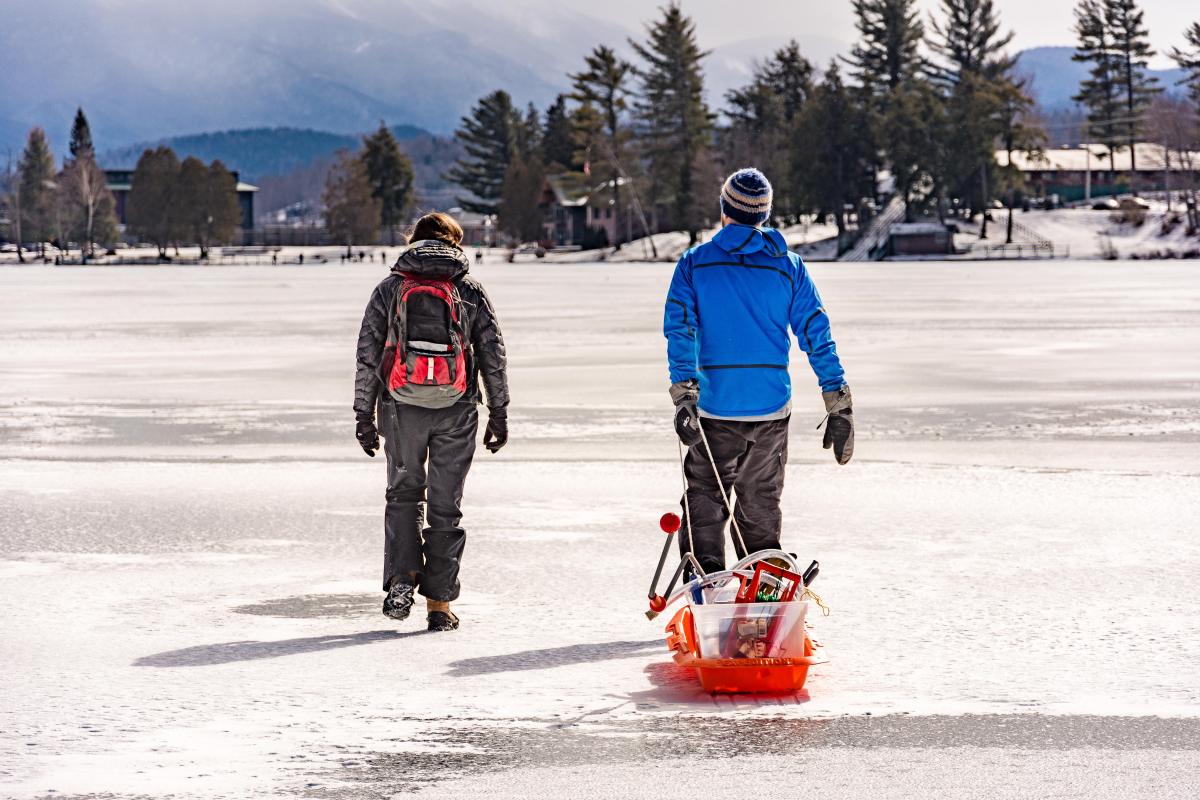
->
[693,261,793,284]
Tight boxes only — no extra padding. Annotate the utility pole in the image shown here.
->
[1084,144,1092,203]
[1163,144,1172,212]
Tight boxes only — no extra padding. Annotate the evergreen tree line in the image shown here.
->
[447,0,1200,252]
[0,108,246,262]
[321,123,417,255]
[2,110,119,263]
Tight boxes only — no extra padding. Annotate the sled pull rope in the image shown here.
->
[695,418,750,558]
[678,439,696,563]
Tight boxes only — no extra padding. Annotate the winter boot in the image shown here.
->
[382,581,416,621]
[426,600,459,632]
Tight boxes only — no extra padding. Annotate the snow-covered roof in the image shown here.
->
[544,173,629,208]
[997,143,1200,173]
[103,180,257,192]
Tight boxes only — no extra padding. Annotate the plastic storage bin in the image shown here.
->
[690,600,808,660]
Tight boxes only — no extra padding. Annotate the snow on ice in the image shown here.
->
[1,258,1199,798]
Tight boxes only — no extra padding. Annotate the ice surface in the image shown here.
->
[1,259,1199,797]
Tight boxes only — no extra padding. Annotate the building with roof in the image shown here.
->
[542,173,644,248]
[996,144,1200,203]
[103,170,258,230]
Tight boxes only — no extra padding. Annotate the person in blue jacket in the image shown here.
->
[663,167,853,574]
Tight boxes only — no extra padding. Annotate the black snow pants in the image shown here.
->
[679,416,789,575]
[379,400,478,601]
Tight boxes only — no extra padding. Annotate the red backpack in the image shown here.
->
[382,273,468,408]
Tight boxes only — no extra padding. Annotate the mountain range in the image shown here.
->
[97,126,427,180]
[3,1,1193,215]
[1,0,853,158]
[1015,46,1186,111]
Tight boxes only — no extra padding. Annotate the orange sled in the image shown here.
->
[664,601,828,694]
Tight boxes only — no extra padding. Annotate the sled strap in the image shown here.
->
[678,439,696,564]
[695,418,750,558]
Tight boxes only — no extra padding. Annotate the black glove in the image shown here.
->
[355,418,379,457]
[821,385,854,465]
[670,380,702,447]
[483,408,508,453]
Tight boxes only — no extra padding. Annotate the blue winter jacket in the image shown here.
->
[664,224,845,418]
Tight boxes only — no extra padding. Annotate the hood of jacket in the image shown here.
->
[392,239,470,280]
[711,223,788,258]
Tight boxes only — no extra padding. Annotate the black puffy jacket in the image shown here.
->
[354,240,509,420]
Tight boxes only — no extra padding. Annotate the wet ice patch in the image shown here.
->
[232,593,380,619]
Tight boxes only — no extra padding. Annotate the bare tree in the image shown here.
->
[1,152,23,263]
[1146,94,1199,228]
[323,150,381,258]
[60,155,117,261]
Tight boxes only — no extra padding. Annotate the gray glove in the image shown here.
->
[821,385,854,465]
[670,380,702,447]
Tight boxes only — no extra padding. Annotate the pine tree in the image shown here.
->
[323,150,381,257]
[542,95,577,171]
[847,0,934,218]
[361,123,416,244]
[127,146,184,258]
[629,2,713,239]
[794,63,873,242]
[69,108,94,160]
[1171,22,1200,116]
[849,0,925,91]
[446,90,519,215]
[726,40,814,220]
[497,105,547,247]
[499,151,546,246]
[1073,0,1124,189]
[571,45,634,242]
[1104,0,1161,190]
[929,0,1031,232]
[517,103,543,162]
[570,102,606,169]
[18,128,57,258]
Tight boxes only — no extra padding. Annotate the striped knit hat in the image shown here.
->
[720,168,773,226]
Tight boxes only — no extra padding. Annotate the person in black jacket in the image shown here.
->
[354,212,509,632]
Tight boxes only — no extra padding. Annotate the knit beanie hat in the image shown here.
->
[720,168,773,226]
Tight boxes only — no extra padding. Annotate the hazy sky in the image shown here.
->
[593,0,1193,66]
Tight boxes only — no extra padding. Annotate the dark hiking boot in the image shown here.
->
[427,610,460,632]
[382,582,415,621]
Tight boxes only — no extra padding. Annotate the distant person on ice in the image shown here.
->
[354,212,509,631]
[663,168,853,575]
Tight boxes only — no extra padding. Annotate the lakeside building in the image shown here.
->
[997,144,1200,202]
[542,173,646,248]
[103,170,258,230]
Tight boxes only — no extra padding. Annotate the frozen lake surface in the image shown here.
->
[2,259,1199,798]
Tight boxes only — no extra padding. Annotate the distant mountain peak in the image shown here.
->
[1015,46,1187,110]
